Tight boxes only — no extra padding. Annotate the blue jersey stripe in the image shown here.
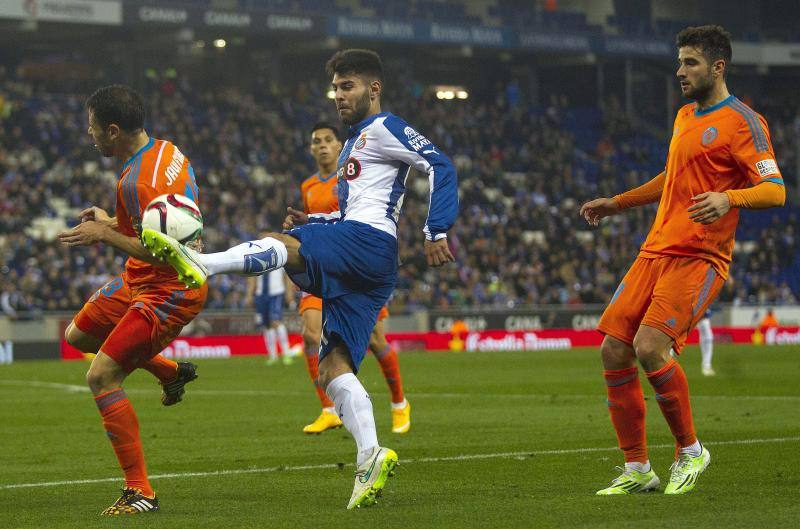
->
[336,135,359,217]
[385,163,410,223]
[125,157,142,217]
[121,158,137,217]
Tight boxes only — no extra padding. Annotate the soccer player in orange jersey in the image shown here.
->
[58,85,208,514]
[580,26,785,495]
[298,122,410,435]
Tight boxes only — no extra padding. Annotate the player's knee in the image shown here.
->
[64,322,78,346]
[600,336,634,369]
[632,334,670,368]
[86,365,113,393]
[369,332,386,353]
[65,322,91,352]
[302,330,319,352]
[318,350,352,390]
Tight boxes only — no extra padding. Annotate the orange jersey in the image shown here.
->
[116,137,201,288]
[640,96,783,278]
[301,171,339,214]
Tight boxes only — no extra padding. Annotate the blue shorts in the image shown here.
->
[255,294,283,327]
[287,220,397,372]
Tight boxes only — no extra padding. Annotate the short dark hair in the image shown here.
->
[676,25,732,69]
[311,121,340,138]
[325,49,383,82]
[85,84,145,133]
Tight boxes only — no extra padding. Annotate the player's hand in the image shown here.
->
[58,221,108,247]
[688,192,731,224]
[579,198,621,226]
[78,206,111,224]
[424,238,455,267]
[283,207,309,230]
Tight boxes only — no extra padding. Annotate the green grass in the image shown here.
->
[1,345,798,528]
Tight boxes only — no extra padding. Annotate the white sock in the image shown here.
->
[265,329,277,359]
[391,398,408,410]
[200,237,287,276]
[322,406,336,414]
[276,324,290,354]
[624,460,651,473]
[326,373,378,466]
[698,319,714,368]
[679,440,702,457]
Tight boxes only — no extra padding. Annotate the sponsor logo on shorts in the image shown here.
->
[665,317,677,328]
[755,158,780,178]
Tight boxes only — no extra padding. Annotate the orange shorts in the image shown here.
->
[597,256,724,353]
[74,274,208,372]
[299,294,389,321]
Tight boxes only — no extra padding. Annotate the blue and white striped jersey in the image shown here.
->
[310,111,458,241]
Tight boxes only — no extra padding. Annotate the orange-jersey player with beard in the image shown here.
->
[580,26,784,496]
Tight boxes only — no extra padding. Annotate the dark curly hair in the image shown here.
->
[325,49,383,82]
[676,25,732,74]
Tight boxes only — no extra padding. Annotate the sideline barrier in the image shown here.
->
[60,326,800,360]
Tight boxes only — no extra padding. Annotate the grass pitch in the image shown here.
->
[1,345,798,528]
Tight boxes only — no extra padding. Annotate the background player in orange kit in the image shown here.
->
[58,85,208,514]
[297,122,410,435]
[580,26,785,495]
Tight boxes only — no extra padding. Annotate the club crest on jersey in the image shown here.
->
[701,126,718,146]
[353,134,367,151]
[338,157,361,181]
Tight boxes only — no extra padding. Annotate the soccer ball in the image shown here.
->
[141,194,203,244]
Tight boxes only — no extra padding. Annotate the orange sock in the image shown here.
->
[304,347,334,408]
[604,367,648,463]
[646,359,697,448]
[138,354,178,383]
[374,345,405,404]
[94,388,154,498]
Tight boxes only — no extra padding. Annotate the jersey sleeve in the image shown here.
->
[730,114,784,187]
[379,115,459,240]
[115,182,135,236]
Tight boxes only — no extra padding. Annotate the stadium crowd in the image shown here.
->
[0,66,798,316]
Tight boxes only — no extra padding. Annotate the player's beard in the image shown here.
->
[684,70,714,102]
[342,90,372,126]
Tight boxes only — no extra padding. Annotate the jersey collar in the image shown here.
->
[317,170,337,182]
[122,137,155,171]
[348,111,390,137]
[694,94,734,117]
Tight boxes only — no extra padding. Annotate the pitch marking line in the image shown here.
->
[2,380,800,402]
[2,436,799,491]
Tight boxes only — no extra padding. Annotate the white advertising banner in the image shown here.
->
[0,0,122,26]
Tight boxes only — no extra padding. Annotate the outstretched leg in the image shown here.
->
[141,230,303,288]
